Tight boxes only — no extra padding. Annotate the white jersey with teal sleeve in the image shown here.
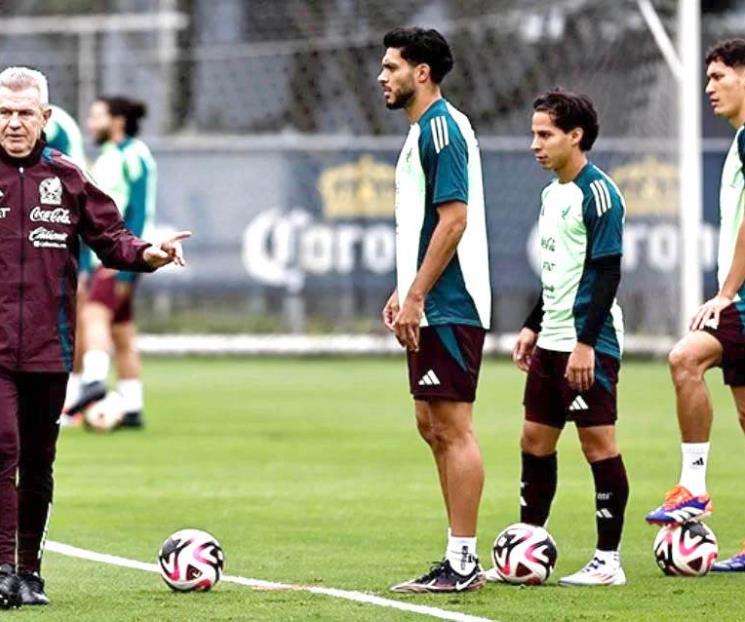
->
[45,105,86,168]
[90,137,157,281]
[394,98,491,329]
[536,163,625,359]
[718,126,745,302]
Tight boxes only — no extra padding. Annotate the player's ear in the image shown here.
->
[571,127,584,148]
[415,63,431,84]
[41,106,51,124]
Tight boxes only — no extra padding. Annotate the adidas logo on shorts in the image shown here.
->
[418,370,441,386]
[568,396,589,411]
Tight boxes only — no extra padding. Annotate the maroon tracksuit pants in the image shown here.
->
[0,368,66,572]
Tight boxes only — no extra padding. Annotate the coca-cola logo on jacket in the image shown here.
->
[30,207,71,225]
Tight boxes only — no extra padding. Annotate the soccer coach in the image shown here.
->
[0,66,190,608]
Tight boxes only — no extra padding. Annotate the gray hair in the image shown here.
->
[0,66,49,106]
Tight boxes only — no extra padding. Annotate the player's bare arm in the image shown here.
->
[690,219,745,331]
[393,200,467,351]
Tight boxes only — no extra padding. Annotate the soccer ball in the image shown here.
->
[83,391,124,432]
[491,522,558,585]
[653,522,718,576]
[158,529,224,592]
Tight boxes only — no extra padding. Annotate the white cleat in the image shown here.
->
[484,567,505,583]
[558,557,627,587]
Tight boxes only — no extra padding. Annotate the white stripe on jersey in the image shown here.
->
[430,117,451,154]
[590,179,612,216]
[439,117,449,148]
[430,118,441,153]
[590,181,604,217]
[599,180,612,214]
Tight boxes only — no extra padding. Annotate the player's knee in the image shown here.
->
[579,434,617,463]
[520,425,553,455]
[416,416,437,447]
[668,345,701,384]
[431,419,472,448]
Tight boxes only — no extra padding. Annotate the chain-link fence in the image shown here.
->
[0,1,739,343]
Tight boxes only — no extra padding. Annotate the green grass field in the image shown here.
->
[20,357,745,621]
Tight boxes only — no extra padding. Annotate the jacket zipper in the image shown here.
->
[16,166,25,368]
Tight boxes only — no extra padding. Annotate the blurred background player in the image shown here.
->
[645,38,745,572]
[65,96,156,428]
[46,105,94,425]
[379,27,491,594]
[487,90,629,586]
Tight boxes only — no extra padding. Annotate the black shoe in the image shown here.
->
[18,571,48,606]
[390,558,485,593]
[65,380,107,415]
[0,564,21,609]
[118,411,144,429]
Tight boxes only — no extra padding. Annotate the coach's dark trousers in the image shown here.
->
[0,368,66,573]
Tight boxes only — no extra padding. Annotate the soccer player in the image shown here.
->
[45,105,92,422]
[487,90,629,586]
[66,96,156,428]
[378,27,491,593]
[0,65,189,607]
[645,38,745,571]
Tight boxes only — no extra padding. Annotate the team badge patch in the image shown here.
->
[39,176,63,205]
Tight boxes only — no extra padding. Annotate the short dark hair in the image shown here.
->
[98,95,147,137]
[705,38,745,68]
[533,88,599,152]
[382,27,454,84]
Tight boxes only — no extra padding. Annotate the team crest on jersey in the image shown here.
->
[39,176,62,205]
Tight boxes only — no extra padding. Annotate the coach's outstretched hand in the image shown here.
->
[143,231,192,269]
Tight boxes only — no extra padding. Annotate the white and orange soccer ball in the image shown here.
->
[491,522,558,585]
[158,529,225,592]
[653,522,718,576]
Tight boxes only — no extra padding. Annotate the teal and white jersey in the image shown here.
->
[46,105,86,168]
[717,126,745,301]
[90,137,157,281]
[536,163,625,359]
[394,98,491,328]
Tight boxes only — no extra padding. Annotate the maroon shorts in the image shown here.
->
[702,303,745,386]
[88,268,139,324]
[523,346,620,429]
[407,325,486,403]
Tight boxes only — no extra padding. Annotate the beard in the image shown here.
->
[385,86,415,110]
[93,129,111,146]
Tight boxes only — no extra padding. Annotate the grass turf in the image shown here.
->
[15,357,745,621]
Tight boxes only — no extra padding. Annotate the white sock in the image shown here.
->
[446,535,477,575]
[81,350,110,383]
[64,373,81,409]
[678,442,710,496]
[118,379,144,413]
[444,527,452,557]
[594,549,620,567]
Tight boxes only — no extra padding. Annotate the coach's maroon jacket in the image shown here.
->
[0,139,153,372]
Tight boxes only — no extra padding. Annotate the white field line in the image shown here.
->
[46,541,496,622]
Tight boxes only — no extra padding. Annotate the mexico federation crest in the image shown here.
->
[39,176,62,205]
